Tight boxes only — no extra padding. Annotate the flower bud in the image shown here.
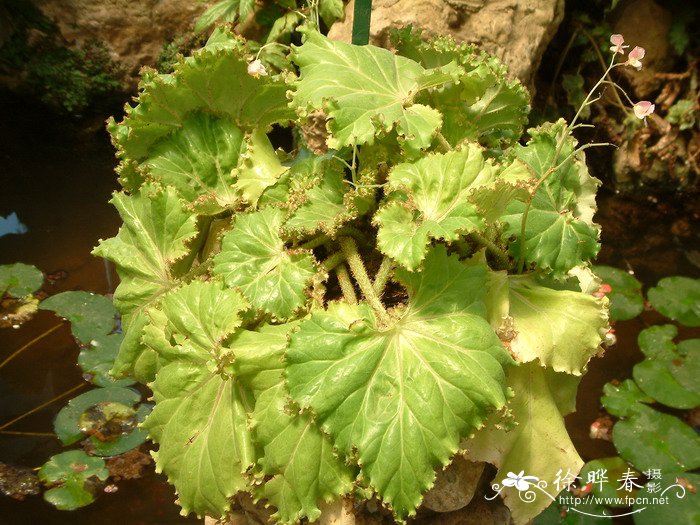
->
[247,59,267,78]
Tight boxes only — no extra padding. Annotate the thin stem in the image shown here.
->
[468,232,511,269]
[580,28,628,112]
[436,131,452,153]
[323,252,346,272]
[0,383,87,431]
[0,323,64,371]
[339,237,389,322]
[373,256,393,295]
[336,264,358,304]
[0,430,56,437]
[568,49,619,132]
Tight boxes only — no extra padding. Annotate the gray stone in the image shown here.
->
[328,0,565,87]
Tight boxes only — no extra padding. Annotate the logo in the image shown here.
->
[485,468,690,518]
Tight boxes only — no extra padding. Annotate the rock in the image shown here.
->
[32,0,207,82]
[319,498,357,525]
[422,497,511,525]
[422,457,485,513]
[328,0,565,86]
[612,0,673,98]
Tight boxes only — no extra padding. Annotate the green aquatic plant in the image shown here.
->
[92,25,619,524]
[536,274,700,524]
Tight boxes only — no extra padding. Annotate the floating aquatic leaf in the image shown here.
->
[78,333,135,388]
[0,263,43,298]
[612,404,700,473]
[40,291,117,344]
[54,387,142,446]
[38,450,109,510]
[591,265,644,321]
[648,276,700,327]
[601,379,653,418]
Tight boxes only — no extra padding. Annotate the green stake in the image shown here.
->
[352,0,372,45]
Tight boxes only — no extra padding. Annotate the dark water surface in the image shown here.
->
[1,89,698,524]
[0,91,199,524]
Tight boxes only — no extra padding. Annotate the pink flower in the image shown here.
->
[626,46,645,69]
[247,59,267,78]
[633,101,655,119]
[610,34,628,54]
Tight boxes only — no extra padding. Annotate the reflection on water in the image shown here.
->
[0,90,200,524]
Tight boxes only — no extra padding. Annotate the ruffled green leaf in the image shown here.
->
[141,112,245,210]
[143,360,255,518]
[233,129,290,207]
[287,248,511,518]
[283,160,357,237]
[465,363,583,524]
[194,0,241,34]
[252,382,355,524]
[110,27,292,167]
[374,146,495,270]
[92,186,199,376]
[507,274,608,375]
[502,121,601,276]
[142,280,249,366]
[213,208,317,319]
[391,28,530,149]
[292,31,457,149]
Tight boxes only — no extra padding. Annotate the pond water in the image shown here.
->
[0,89,698,524]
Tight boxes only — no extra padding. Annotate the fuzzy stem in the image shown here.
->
[0,323,64,371]
[301,234,330,250]
[336,264,358,304]
[339,237,389,322]
[436,131,452,153]
[373,256,393,295]
[323,252,346,272]
[468,232,511,269]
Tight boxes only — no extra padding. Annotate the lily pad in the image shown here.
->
[592,266,644,321]
[54,387,142,448]
[612,404,700,473]
[0,263,43,298]
[86,404,150,457]
[579,457,638,507]
[647,277,700,327]
[633,473,700,525]
[78,333,135,388]
[601,379,653,418]
[40,291,117,344]
[634,326,700,409]
[38,450,109,510]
